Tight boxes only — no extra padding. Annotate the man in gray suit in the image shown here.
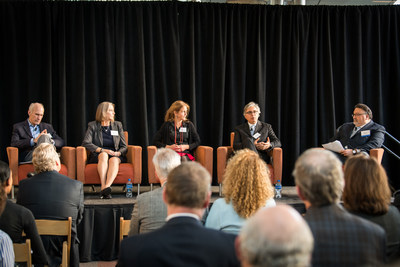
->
[293,148,386,266]
[128,148,181,235]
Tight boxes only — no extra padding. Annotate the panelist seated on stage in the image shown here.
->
[82,101,127,199]
[118,162,239,267]
[329,103,385,162]
[128,148,181,236]
[233,101,281,163]
[11,102,65,162]
[17,143,84,267]
[153,100,200,161]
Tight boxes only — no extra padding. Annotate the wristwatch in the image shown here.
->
[352,149,357,155]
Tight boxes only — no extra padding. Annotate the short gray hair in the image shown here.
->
[153,148,181,179]
[32,143,60,173]
[239,205,314,267]
[29,102,44,112]
[292,148,344,206]
[243,102,261,116]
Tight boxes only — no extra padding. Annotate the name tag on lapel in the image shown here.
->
[253,133,261,139]
[179,127,187,133]
[111,130,119,136]
[361,130,370,137]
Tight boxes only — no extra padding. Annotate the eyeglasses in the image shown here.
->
[352,113,367,117]
[245,111,259,115]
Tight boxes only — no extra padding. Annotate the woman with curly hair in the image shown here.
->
[205,149,275,234]
[343,154,400,261]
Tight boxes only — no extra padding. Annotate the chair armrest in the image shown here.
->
[7,147,19,185]
[370,148,384,164]
[60,147,76,179]
[217,146,233,184]
[147,146,158,184]
[271,148,283,184]
[127,145,142,184]
[195,146,213,178]
[76,146,87,183]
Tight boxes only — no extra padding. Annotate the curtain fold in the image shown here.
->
[1,2,399,186]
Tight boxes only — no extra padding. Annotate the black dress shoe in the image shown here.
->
[100,187,112,199]
[27,172,35,177]
[100,193,112,199]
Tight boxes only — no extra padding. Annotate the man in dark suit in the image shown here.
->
[330,103,385,162]
[17,143,84,267]
[11,102,64,162]
[233,101,281,163]
[128,148,181,235]
[118,162,240,267]
[293,148,386,266]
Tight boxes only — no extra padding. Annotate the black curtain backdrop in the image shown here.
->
[1,2,400,187]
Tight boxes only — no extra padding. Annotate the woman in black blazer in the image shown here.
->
[153,100,200,161]
[82,102,127,199]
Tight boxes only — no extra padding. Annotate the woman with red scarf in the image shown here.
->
[153,100,200,161]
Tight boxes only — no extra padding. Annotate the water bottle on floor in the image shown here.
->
[275,180,282,199]
[126,179,133,198]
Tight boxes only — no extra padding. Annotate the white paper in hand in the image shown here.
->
[322,140,344,153]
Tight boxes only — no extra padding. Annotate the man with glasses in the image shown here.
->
[329,103,385,162]
[233,101,281,163]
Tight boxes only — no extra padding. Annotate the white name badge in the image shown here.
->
[111,130,119,136]
[253,132,261,139]
[179,127,187,133]
[361,130,371,137]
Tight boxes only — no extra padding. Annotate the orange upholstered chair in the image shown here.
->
[217,132,283,196]
[370,148,384,164]
[7,146,75,185]
[147,145,213,189]
[76,132,142,193]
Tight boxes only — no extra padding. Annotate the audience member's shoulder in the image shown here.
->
[349,212,385,235]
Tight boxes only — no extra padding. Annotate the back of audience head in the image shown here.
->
[343,154,391,215]
[223,149,274,218]
[293,148,343,207]
[237,205,314,267]
[0,161,10,215]
[153,148,181,183]
[32,143,61,173]
[165,161,211,209]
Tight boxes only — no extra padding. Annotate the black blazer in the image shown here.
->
[82,121,127,155]
[330,120,385,153]
[11,120,65,161]
[17,171,84,267]
[233,121,281,162]
[118,216,240,267]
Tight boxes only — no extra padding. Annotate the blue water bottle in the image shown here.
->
[275,180,282,199]
[126,179,133,198]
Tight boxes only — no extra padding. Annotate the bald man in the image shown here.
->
[11,102,64,162]
[236,205,313,267]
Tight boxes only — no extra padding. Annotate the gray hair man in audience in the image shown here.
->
[236,205,313,267]
[293,148,386,266]
[118,162,240,267]
[128,148,181,235]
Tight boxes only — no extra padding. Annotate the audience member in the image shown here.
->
[153,100,200,161]
[236,205,314,267]
[233,101,281,164]
[82,101,127,199]
[128,148,181,235]
[0,170,14,267]
[329,103,385,162]
[0,160,48,265]
[11,102,64,162]
[205,149,275,234]
[343,155,400,261]
[118,162,239,267]
[293,148,386,266]
[17,143,84,267]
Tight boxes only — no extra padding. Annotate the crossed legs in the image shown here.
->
[97,152,121,190]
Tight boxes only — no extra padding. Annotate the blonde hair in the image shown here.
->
[28,102,44,112]
[95,101,115,122]
[164,100,190,122]
[32,143,60,173]
[223,149,274,218]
